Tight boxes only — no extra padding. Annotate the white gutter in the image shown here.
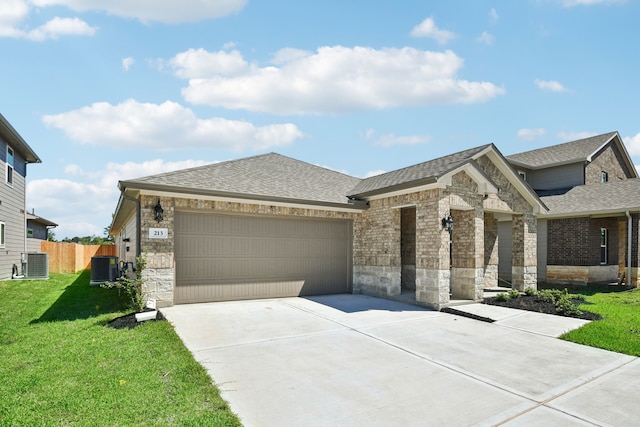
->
[626,211,633,287]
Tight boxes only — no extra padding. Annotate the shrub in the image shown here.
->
[100,256,147,312]
[537,288,563,304]
[495,292,510,302]
[524,287,537,296]
[507,288,521,299]
[555,293,583,316]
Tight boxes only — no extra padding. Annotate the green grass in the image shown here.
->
[561,288,640,356]
[0,271,241,426]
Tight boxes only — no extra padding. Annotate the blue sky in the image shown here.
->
[2,0,639,239]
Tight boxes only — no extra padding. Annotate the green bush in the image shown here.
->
[507,288,521,299]
[100,256,147,312]
[556,293,583,316]
[537,288,563,304]
[524,287,537,296]
[495,292,510,302]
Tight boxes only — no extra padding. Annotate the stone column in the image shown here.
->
[484,213,499,289]
[415,194,451,309]
[450,208,485,301]
[512,213,537,291]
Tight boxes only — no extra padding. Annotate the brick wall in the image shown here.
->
[547,217,620,266]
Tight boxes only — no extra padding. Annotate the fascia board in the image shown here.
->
[129,186,367,213]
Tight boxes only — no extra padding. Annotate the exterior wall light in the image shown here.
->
[441,214,453,233]
[154,199,164,223]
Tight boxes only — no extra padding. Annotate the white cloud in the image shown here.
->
[476,31,494,45]
[562,0,626,6]
[517,128,546,141]
[624,132,640,156]
[169,48,249,78]
[411,17,455,44]
[534,78,569,92]
[175,46,505,115]
[31,0,247,23]
[122,57,135,71]
[557,131,596,141]
[42,99,303,152]
[489,8,499,24]
[27,159,210,239]
[0,0,96,41]
[370,133,431,147]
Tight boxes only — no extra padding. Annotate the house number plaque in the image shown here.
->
[149,228,168,239]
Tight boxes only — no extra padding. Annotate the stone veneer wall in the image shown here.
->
[139,195,360,307]
[483,213,499,288]
[353,188,451,308]
[585,143,633,184]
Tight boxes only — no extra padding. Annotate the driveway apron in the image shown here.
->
[162,294,638,427]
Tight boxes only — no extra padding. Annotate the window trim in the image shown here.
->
[0,222,5,248]
[6,146,14,187]
[601,171,608,183]
[518,170,526,181]
[600,228,608,264]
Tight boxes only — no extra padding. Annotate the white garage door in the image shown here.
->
[174,212,352,304]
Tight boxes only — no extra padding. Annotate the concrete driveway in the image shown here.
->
[162,294,639,426]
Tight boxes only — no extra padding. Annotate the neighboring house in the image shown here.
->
[0,114,42,279]
[26,211,58,252]
[111,145,545,309]
[502,132,639,286]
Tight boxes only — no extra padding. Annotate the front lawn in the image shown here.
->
[561,288,640,356]
[0,271,241,426]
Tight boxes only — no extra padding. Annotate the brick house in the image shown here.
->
[111,144,544,309]
[503,132,639,286]
[110,131,639,309]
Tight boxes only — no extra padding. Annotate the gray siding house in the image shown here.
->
[0,114,42,279]
[26,212,57,252]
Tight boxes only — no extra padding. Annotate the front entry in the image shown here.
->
[401,207,416,291]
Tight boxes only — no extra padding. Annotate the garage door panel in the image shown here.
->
[175,212,352,304]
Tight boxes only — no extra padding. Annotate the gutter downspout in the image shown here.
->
[122,193,141,258]
[626,211,633,288]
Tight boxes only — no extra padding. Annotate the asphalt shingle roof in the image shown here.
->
[123,152,362,206]
[506,132,617,169]
[348,144,492,197]
[541,178,640,215]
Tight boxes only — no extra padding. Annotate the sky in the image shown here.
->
[1,0,639,240]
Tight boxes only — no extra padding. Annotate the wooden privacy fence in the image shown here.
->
[40,241,117,274]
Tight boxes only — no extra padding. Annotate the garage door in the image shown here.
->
[174,212,352,304]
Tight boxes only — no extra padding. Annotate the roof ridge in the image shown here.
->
[507,131,617,159]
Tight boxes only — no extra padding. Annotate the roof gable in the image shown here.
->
[121,152,362,207]
[348,144,492,198]
[0,113,41,164]
[506,131,619,170]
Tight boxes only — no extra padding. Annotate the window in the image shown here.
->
[6,146,14,186]
[0,222,5,247]
[601,171,608,183]
[600,228,608,264]
[518,171,527,181]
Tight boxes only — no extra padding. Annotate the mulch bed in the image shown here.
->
[483,295,601,321]
[106,310,166,329]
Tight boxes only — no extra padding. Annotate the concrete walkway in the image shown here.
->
[162,295,639,426]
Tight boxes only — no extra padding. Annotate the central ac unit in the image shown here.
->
[90,256,119,285]
[21,252,49,279]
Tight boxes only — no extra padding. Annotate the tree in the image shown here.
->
[47,230,57,242]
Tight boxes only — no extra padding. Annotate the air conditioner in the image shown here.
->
[22,252,49,279]
[90,256,119,285]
